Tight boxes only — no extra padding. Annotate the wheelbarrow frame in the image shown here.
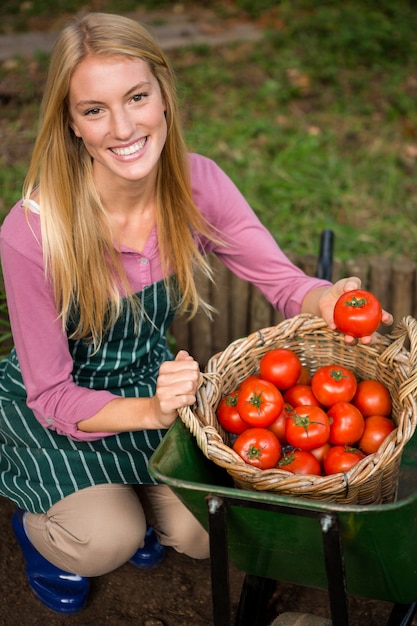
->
[206,491,348,626]
[149,417,417,626]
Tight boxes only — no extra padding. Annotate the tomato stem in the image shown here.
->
[292,412,324,435]
[330,369,349,382]
[279,451,296,467]
[225,393,238,407]
[246,445,264,460]
[248,391,265,413]
[344,296,367,308]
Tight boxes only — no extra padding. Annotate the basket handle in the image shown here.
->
[177,372,224,458]
[380,315,417,362]
[379,315,417,405]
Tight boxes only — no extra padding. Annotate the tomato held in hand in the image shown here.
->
[232,428,281,469]
[327,401,365,445]
[259,348,302,390]
[285,405,330,451]
[284,384,321,408]
[311,364,357,407]
[334,289,382,337]
[278,449,321,475]
[216,391,249,435]
[352,379,392,417]
[323,445,365,475]
[237,379,284,427]
[358,415,395,455]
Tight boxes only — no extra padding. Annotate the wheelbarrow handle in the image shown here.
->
[317,229,334,281]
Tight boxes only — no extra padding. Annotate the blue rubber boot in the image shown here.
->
[129,526,166,569]
[12,509,89,614]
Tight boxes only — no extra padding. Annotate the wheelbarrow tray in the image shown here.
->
[149,417,417,605]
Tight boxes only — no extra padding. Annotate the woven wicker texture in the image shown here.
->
[179,314,417,504]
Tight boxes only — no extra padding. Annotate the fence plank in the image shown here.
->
[188,266,213,365]
[368,256,392,334]
[229,272,251,342]
[331,258,343,282]
[391,257,415,324]
[369,256,392,310]
[345,257,369,286]
[210,255,230,355]
[299,253,318,278]
[249,285,274,335]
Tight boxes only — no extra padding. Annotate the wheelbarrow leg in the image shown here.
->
[206,495,276,626]
[320,513,350,626]
[387,602,417,626]
[206,495,232,626]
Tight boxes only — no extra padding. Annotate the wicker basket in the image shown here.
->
[179,314,417,505]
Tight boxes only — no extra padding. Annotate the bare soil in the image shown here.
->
[1,494,416,626]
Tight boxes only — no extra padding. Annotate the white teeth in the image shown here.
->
[112,138,146,156]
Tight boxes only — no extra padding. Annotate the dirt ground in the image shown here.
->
[1,5,417,625]
[1,492,417,626]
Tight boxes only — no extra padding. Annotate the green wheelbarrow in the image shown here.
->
[149,416,417,626]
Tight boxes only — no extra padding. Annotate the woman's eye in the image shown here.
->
[131,93,146,103]
[84,107,102,116]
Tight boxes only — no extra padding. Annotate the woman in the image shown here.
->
[0,12,392,615]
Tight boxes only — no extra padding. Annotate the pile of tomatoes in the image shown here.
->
[216,347,395,476]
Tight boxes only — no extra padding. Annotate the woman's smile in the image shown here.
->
[110,137,148,158]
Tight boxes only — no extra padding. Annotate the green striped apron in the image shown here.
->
[0,280,175,514]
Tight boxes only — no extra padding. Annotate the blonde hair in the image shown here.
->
[23,12,216,350]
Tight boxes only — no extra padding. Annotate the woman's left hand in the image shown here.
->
[154,350,201,428]
[318,277,394,344]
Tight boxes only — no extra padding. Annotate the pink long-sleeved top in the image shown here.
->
[0,154,331,441]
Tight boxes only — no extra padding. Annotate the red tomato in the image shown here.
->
[238,374,261,393]
[358,415,395,455]
[334,289,382,338]
[297,365,312,385]
[216,391,249,435]
[259,348,302,390]
[278,449,321,475]
[327,401,365,445]
[311,364,357,407]
[237,379,284,427]
[285,405,330,451]
[267,403,293,444]
[352,379,392,417]
[323,445,366,475]
[232,427,281,469]
[284,384,321,408]
[310,442,331,465]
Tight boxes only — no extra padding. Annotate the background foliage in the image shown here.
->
[0,0,416,261]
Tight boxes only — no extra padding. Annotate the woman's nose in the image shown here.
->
[111,110,136,139]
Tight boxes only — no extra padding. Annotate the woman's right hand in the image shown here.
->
[154,350,201,428]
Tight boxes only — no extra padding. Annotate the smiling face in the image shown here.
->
[68,54,167,190]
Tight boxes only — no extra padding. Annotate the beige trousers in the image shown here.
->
[24,483,209,577]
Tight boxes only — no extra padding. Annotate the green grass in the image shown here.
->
[1,0,417,262]
[0,0,178,31]
[173,0,417,260]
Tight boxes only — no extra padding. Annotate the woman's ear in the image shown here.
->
[69,121,82,138]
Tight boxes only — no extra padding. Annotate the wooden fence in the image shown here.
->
[0,251,416,365]
[170,252,417,367]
